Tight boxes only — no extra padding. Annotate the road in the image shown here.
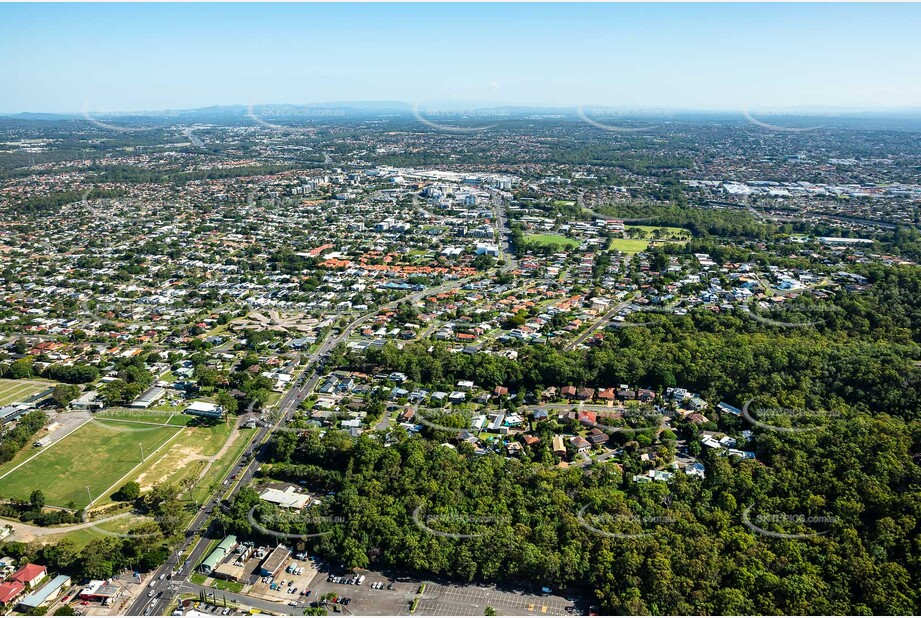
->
[126,272,483,616]
[182,127,205,148]
[177,582,299,616]
[563,301,630,350]
[492,197,518,273]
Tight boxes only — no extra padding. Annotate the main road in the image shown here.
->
[563,301,631,350]
[126,273,482,616]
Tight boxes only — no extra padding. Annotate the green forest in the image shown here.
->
[218,415,920,615]
[203,266,921,615]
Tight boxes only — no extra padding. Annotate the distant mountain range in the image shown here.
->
[3,102,921,125]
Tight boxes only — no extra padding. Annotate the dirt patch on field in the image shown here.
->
[136,445,207,492]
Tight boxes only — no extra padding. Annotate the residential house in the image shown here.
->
[587,428,609,445]
[576,387,595,401]
[551,435,567,457]
[540,387,558,401]
[11,564,46,589]
[596,388,616,402]
[0,582,25,608]
[570,436,591,453]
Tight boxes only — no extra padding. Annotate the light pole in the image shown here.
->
[139,442,146,461]
[85,485,92,505]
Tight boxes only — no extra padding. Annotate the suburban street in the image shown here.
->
[125,270,487,616]
[563,301,631,350]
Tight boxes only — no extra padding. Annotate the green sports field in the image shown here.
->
[0,379,50,407]
[94,408,194,426]
[608,238,652,254]
[0,418,182,507]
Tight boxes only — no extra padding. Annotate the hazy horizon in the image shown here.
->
[6,101,921,118]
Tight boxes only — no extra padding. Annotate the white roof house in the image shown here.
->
[259,486,311,510]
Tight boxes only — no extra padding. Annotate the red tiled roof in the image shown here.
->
[12,563,45,584]
[0,581,24,604]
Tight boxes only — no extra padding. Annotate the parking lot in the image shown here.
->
[248,557,318,604]
[303,570,416,615]
[300,569,575,616]
[410,583,571,616]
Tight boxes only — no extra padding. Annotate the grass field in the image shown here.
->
[105,418,236,502]
[95,408,193,426]
[0,379,50,407]
[43,512,157,548]
[609,238,652,253]
[0,419,182,508]
[525,233,579,248]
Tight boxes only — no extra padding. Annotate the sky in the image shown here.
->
[1,3,920,114]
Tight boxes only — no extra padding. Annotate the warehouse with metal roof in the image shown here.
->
[200,535,237,573]
[19,574,71,610]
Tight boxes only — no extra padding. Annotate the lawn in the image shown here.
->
[209,578,244,593]
[624,225,690,239]
[0,379,50,407]
[608,238,651,254]
[524,234,579,249]
[44,512,156,548]
[96,407,211,427]
[92,416,244,507]
[0,419,182,508]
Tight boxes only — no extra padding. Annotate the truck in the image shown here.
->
[33,436,53,448]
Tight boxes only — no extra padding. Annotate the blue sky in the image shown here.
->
[1,3,920,114]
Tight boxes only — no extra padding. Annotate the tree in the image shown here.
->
[30,489,45,510]
[113,481,141,502]
[485,608,498,616]
[11,337,28,355]
[195,367,219,389]
[98,379,129,407]
[8,356,34,379]
[52,384,81,408]
[216,390,239,415]
[54,607,76,616]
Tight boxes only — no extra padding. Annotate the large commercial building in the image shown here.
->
[78,581,121,604]
[185,401,224,419]
[129,386,166,409]
[259,545,290,578]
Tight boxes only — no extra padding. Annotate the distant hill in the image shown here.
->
[3,103,921,130]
